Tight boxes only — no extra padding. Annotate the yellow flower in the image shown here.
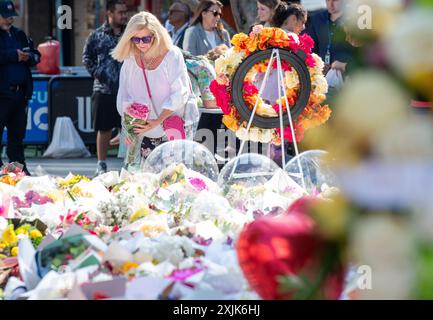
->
[2,226,17,247]
[121,261,139,273]
[15,225,30,236]
[0,242,7,250]
[11,246,19,257]
[231,33,249,51]
[222,113,239,132]
[130,207,151,223]
[30,229,43,239]
[246,37,258,53]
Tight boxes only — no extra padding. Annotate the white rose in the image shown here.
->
[236,127,249,141]
[284,70,300,89]
[258,129,274,144]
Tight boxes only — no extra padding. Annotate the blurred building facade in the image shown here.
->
[17,0,325,66]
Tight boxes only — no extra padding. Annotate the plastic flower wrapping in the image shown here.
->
[0,149,342,300]
[122,102,150,170]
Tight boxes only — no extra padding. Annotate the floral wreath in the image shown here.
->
[210,25,332,144]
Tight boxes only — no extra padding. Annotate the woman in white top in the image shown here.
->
[112,11,198,165]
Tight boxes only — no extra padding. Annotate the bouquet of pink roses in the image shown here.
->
[122,103,150,169]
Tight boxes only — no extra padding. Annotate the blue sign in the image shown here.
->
[1,79,49,144]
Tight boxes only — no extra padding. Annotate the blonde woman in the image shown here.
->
[112,11,198,167]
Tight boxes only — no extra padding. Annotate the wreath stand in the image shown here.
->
[228,48,309,191]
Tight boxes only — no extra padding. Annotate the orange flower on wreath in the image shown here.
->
[269,28,291,48]
[223,111,240,131]
[258,28,274,50]
[232,33,250,52]
[246,37,258,54]
[301,105,332,130]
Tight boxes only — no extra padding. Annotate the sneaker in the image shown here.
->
[94,162,107,177]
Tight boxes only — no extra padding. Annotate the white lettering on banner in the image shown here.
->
[34,107,49,130]
[26,109,32,130]
[30,91,48,104]
[25,107,49,131]
[77,97,94,133]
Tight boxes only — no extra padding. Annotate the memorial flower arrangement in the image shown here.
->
[0,160,339,300]
[122,103,150,168]
[210,26,332,144]
[0,163,27,186]
[0,218,46,259]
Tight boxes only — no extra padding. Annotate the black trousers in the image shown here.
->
[0,90,28,172]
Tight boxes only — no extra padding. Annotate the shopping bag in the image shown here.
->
[43,117,91,158]
[325,69,344,90]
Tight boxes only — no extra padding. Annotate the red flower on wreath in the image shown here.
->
[210,80,231,115]
[243,81,259,96]
[275,122,305,143]
[299,34,315,53]
[305,54,316,68]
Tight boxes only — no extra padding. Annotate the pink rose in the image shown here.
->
[250,24,264,37]
[126,103,149,120]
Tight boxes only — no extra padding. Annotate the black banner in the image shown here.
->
[48,76,95,145]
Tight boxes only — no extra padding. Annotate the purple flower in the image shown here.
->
[192,235,213,246]
[188,178,208,192]
[169,267,203,282]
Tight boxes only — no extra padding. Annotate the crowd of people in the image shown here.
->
[1,0,356,176]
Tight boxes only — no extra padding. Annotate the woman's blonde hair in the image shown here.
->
[111,11,172,61]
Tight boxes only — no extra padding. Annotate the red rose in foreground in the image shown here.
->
[236,210,345,300]
[210,80,231,115]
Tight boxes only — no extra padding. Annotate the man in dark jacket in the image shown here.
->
[306,0,353,75]
[83,0,127,176]
[0,0,40,175]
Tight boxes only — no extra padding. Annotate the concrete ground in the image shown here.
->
[24,157,124,177]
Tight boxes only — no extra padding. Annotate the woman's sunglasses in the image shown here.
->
[206,9,222,18]
[131,36,154,44]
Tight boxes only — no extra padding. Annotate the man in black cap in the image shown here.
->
[0,0,41,175]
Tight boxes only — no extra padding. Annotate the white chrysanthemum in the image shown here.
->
[236,127,249,141]
[215,48,245,76]
[310,53,325,75]
[258,129,274,144]
[312,74,328,96]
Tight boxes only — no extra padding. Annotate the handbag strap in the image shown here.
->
[139,55,159,117]
[140,54,195,117]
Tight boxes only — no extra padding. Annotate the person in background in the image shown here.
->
[183,0,231,56]
[83,0,128,176]
[182,50,217,110]
[255,0,281,28]
[266,2,308,167]
[0,0,41,176]
[183,0,231,155]
[272,2,307,41]
[306,0,354,75]
[112,11,195,165]
[168,1,192,50]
